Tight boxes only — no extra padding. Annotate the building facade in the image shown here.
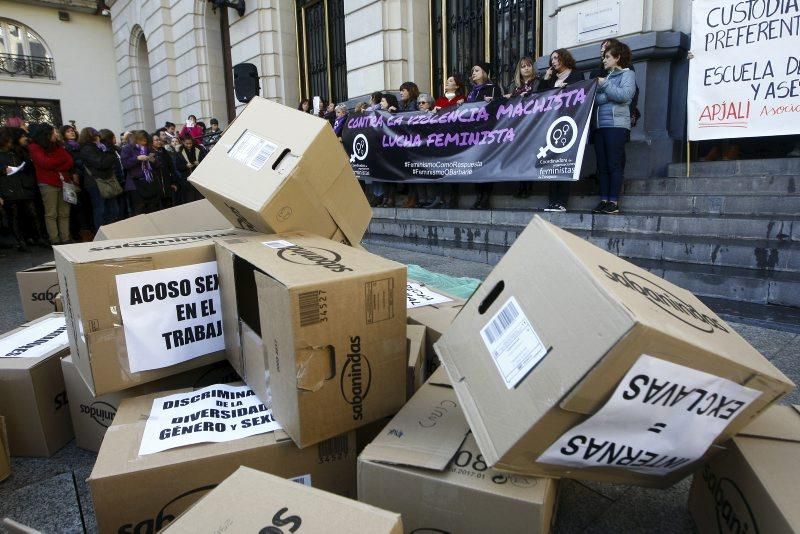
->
[0,0,123,134]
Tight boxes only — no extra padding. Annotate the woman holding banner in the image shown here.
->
[467,62,503,210]
[508,57,540,199]
[592,42,636,215]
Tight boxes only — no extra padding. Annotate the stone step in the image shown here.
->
[363,234,800,307]
[433,192,800,217]
[700,297,800,334]
[668,158,800,178]
[622,175,799,196]
[371,208,798,243]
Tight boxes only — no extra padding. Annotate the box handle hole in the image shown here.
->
[271,148,291,170]
[478,280,504,315]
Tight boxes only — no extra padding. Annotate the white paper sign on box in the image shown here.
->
[406,281,453,309]
[139,383,281,455]
[538,355,762,474]
[115,261,225,373]
[0,316,68,358]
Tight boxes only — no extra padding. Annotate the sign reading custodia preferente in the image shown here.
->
[343,80,597,183]
[687,0,800,140]
[115,261,225,373]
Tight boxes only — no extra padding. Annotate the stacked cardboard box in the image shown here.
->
[16,262,59,322]
[0,313,73,457]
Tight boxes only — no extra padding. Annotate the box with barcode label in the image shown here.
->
[188,97,371,247]
[434,215,794,488]
[214,231,407,448]
[90,386,357,533]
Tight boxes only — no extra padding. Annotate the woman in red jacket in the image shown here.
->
[28,123,74,244]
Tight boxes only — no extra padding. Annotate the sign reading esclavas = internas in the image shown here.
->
[0,315,68,358]
[688,0,800,140]
[538,355,762,475]
[343,79,597,183]
[116,261,225,373]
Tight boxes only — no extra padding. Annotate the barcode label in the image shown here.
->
[227,130,277,171]
[318,434,349,463]
[290,474,312,486]
[263,239,295,249]
[299,291,321,327]
[480,297,547,389]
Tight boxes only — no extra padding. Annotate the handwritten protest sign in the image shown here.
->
[139,384,281,455]
[116,261,225,373]
[688,0,800,140]
[406,282,453,309]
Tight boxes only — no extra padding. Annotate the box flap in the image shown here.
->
[427,365,451,387]
[214,231,404,288]
[95,200,231,241]
[359,379,469,471]
[737,404,800,443]
[406,325,425,369]
[19,262,56,274]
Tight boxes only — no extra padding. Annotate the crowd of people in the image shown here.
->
[308,39,639,214]
[0,115,224,251]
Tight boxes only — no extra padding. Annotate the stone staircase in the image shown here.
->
[365,158,800,328]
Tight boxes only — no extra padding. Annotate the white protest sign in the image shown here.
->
[139,383,281,455]
[116,261,225,373]
[0,316,68,358]
[406,281,454,309]
[687,0,800,140]
[538,355,761,475]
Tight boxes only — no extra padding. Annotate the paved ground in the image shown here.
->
[1,244,798,533]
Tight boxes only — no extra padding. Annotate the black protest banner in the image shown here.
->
[343,79,597,183]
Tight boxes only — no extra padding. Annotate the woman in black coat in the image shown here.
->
[79,127,120,231]
[151,134,178,208]
[0,127,46,250]
[175,134,207,203]
[465,62,503,210]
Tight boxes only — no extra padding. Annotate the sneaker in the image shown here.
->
[603,201,620,214]
[592,201,608,213]
[543,203,566,212]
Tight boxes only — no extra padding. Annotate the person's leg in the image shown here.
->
[105,197,119,225]
[594,129,610,201]
[56,191,72,243]
[86,185,105,232]
[38,184,60,244]
[7,202,26,250]
[606,128,628,205]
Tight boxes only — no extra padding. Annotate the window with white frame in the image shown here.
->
[0,18,55,79]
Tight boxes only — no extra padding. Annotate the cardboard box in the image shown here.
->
[55,229,246,396]
[407,301,463,377]
[188,97,371,245]
[94,200,232,241]
[435,216,795,487]
[359,368,558,533]
[16,262,60,322]
[689,404,800,533]
[0,416,9,481]
[215,231,407,448]
[406,324,426,399]
[61,356,239,452]
[90,388,358,534]
[0,313,73,457]
[162,466,402,533]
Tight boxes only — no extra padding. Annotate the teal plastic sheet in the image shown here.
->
[407,264,480,300]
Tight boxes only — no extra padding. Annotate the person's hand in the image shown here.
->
[484,96,493,103]
[0,197,4,207]
[389,106,397,112]
[5,166,11,175]
[170,184,178,191]
[433,106,442,112]
[136,155,149,161]
[544,68,554,80]
[148,154,156,162]
[687,51,694,60]
[597,77,606,85]
[72,173,80,184]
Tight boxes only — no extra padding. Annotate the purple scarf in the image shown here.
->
[65,139,80,151]
[333,115,347,136]
[138,144,153,183]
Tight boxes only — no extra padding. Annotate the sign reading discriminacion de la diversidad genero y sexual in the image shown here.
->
[115,261,225,373]
[688,0,800,140]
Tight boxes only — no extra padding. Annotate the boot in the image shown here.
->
[722,144,740,160]
[403,195,417,208]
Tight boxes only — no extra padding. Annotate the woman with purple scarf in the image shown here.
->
[79,127,120,231]
[332,104,348,138]
[121,130,162,215]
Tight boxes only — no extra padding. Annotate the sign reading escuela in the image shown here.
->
[687,0,800,140]
[343,80,597,183]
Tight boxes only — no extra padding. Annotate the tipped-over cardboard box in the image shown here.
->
[435,216,794,487]
[359,368,558,533]
[188,97,371,245]
[90,387,357,533]
[0,416,9,481]
[689,404,800,533]
[16,262,60,322]
[0,313,73,457]
[54,230,246,396]
[407,324,426,399]
[94,199,232,241]
[162,466,402,533]
[214,232,407,448]
[61,356,239,452]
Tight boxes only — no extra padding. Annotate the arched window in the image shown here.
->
[0,18,55,79]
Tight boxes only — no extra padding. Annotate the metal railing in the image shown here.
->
[0,53,56,80]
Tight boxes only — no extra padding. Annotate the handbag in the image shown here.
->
[85,164,123,199]
[61,179,79,205]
